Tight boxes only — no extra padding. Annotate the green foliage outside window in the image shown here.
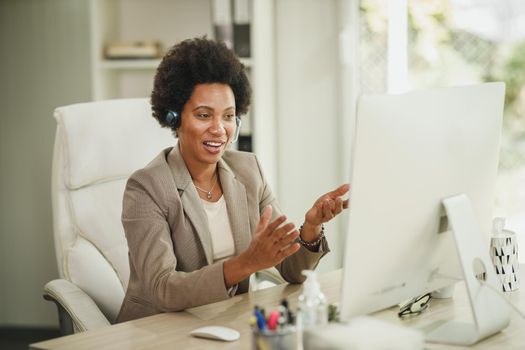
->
[361,0,525,170]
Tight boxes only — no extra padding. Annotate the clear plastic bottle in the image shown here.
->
[297,270,328,331]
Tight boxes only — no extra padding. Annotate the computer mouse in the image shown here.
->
[190,326,240,342]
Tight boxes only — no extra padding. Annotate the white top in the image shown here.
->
[201,196,235,261]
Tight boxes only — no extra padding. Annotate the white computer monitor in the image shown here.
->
[340,83,510,345]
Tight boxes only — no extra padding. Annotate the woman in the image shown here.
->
[117,37,349,322]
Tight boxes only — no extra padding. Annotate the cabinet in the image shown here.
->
[89,0,256,151]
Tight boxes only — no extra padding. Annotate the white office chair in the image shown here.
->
[45,98,283,334]
[45,98,174,334]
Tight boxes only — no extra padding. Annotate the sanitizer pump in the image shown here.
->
[297,270,328,330]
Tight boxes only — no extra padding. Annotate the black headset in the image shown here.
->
[166,110,242,143]
[165,110,181,128]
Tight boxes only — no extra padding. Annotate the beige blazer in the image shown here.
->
[116,146,329,322]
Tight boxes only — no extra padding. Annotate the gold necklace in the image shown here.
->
[194,172,218,200]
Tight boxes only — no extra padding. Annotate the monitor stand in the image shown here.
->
[425,194,511,345]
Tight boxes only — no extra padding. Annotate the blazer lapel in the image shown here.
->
[167,147,214,265]
[218,158,251,255]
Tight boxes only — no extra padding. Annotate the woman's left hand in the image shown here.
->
[301,184,350,243]
[305,184,350,226]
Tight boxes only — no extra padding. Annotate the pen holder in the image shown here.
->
[490,229,520,292]
[252,327,298,350]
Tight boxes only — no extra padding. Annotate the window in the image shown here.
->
[360,0,525,260]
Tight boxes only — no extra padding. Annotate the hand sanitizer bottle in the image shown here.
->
[297,270,328,330]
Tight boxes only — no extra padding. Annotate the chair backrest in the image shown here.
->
[51,98,174,323]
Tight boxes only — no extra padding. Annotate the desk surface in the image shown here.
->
[31,269,525,350]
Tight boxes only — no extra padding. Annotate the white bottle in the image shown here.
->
[297,270,328,330]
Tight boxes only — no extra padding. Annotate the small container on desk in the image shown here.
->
[490,217,520,292]
[252,326,298,350]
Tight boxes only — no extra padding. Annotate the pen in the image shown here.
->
[267,311,280,331]
[254,307,267,330]
[249,315,257,329]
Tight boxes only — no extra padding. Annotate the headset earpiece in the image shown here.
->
[232,116,242,143]
[166,110,180,128]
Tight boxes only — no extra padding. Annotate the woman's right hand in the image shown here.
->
[223,206,300,287]
[244,206,301,272]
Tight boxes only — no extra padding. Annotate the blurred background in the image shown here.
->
[1,0,524,346]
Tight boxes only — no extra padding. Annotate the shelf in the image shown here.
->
[99,57,251,70]
[99,59,161,70]
[239,57,252,68]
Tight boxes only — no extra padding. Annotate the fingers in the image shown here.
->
[261,205,273,224]
[255,205,273,236]
[269,222,295,241]
[314,183,349,212]
[255,210,297,247]
[265,215,288,236]
[327,183,350,198]
[277,242,301,260]
[313,197,345,224]
[249,222,300,270]
[317,183,350,221]
[275,228,300,247]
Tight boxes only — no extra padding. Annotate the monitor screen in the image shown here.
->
[340,83,505,320]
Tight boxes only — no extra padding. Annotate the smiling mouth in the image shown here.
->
[203,141,225,148]
[202,141,226,154]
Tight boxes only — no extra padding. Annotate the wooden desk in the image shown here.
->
[31,269,524,350]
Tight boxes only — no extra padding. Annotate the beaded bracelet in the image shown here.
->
[298,224,325,248]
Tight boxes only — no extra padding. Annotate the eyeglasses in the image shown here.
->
[398,293,432,319]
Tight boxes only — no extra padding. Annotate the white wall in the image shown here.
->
[0,0,91,326]
[252,0,278,193]
[0,0,358,327]
[274,0,348,272]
